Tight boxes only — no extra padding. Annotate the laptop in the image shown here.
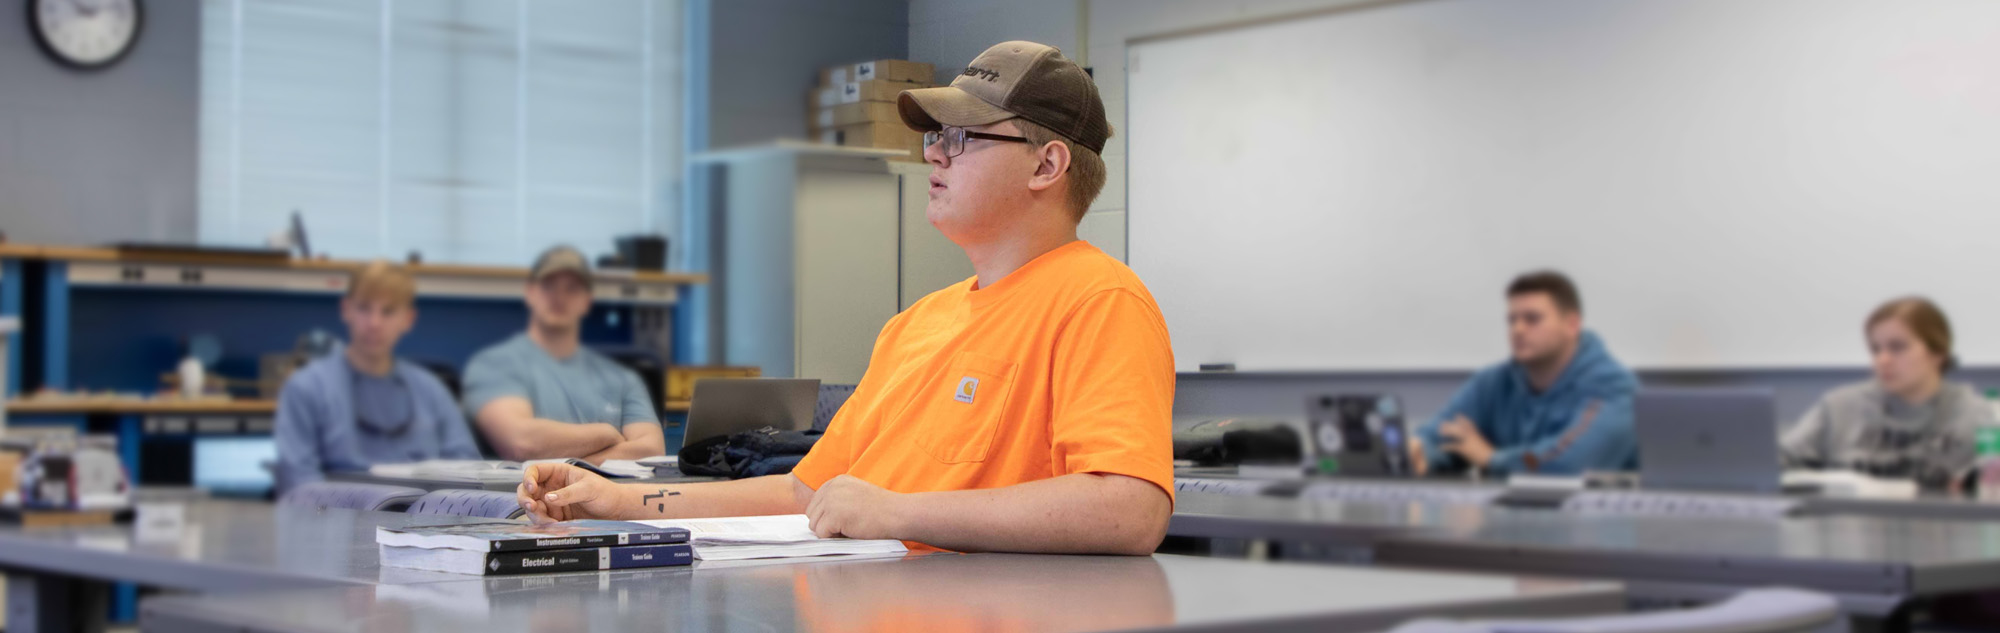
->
[683,378,821,445]
[1636,388,1782,494]
[1304,394,1413,477]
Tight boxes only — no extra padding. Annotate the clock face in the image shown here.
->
[31,0,143,69]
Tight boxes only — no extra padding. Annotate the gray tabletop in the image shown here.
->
[327,470,721,493]
[1,498,546,591]
[1798,493,2000,522]
[1377,509,2000,586]
[1169,487,2000,616]
[1170,491,1470,545]
[141,552,1623,633]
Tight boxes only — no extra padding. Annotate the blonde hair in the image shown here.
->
[1012,118,1109,223]
[347,260,417,307]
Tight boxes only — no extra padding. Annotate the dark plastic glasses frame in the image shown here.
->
[922,126,1031,159]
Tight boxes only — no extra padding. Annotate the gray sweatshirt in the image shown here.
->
[1780,381,1992,488]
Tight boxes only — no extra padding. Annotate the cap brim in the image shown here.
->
[898,86,1015,132]
[533,266,593,286]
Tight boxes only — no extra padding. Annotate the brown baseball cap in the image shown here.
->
[530,245,593,287]
[898,41,1110,154]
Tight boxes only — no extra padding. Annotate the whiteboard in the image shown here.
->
[1126,0,2000,372]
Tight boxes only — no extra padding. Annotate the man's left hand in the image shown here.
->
[805,474,909,540]
[1438,416,1496,468]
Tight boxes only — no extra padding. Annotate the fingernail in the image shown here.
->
[545,493,558,502]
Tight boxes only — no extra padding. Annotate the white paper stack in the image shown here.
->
[635,515,908,562]
[588,459,656,479]
[1782,470,1919,499]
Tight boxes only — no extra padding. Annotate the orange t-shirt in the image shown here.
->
[791,240,1177,520]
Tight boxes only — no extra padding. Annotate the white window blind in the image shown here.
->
[199,0,682,267]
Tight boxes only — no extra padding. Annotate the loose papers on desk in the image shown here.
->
[636,514,907,561]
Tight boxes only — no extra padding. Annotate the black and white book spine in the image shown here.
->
[485,543,694,575]
[487,528,691,552]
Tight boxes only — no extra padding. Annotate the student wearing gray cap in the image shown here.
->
[463,245,664,463]
[520,41,1175,556]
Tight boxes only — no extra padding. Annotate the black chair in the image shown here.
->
[814,384,858,431]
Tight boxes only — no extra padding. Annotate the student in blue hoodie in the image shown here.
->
[1412,271,1639,476]
[273,262,480,495]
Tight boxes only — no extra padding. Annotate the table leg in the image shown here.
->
[6,570,108,633]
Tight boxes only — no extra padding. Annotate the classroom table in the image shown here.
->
[1177,466,2000,522]
[1167,489,2000,631]
[1797,493,2000,522]
[326,470,723,493]
[140,552,1625,633]
[1170,489,1468,551]
[1375,509,2000,624]
[0,496,491,633]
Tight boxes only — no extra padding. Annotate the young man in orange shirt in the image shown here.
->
[517,41,1176,555]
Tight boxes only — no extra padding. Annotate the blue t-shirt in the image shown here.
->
[461,334,658,428]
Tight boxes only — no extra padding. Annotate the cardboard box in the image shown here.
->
[819,65,848,87]
[814,101,900,129]
[853,59,934,84]
[840,79,928,104]
[823,122,924,161]
[664,366,763,408]
[827,122,921,147]
[0,451,18,500]
[822,59,935,86]
[812,85,842,109]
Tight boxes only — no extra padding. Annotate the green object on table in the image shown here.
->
[1978,427,2000,458]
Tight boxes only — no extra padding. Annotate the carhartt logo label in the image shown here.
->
[963,66,1001,82]
[955,377,979,404]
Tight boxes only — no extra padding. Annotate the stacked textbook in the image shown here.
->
[378,520,694,575]
[635,515,907,562]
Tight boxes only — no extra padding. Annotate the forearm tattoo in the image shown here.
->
[640,489,682,514]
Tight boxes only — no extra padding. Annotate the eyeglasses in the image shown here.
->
[922,125,1031,160]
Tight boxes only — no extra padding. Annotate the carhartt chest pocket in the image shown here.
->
[910,352,1018,464]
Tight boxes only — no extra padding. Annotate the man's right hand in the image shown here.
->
[1408,436,1429,476]
[518,463,626,523]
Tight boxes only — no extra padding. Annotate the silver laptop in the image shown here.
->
[1636,388,1782,494]
[683,378,821,445]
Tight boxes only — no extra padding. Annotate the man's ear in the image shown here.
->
[1025,140,1071,194]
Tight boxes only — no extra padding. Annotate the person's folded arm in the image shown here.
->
[579,371,669,464]
[1488,394,1635,475]
[582,422,666,463]
[837,472,1171,555]
[476,397,623,461]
